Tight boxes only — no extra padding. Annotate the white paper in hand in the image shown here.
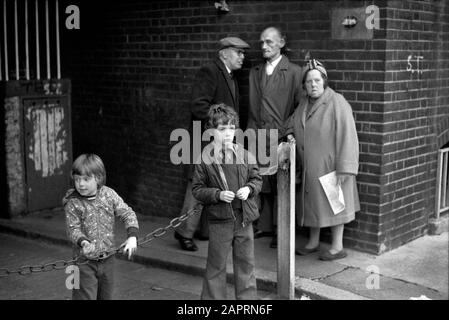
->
[319,171,345,215]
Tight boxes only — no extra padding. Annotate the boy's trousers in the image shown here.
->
[201,211,257,300]
[72,256,115,300]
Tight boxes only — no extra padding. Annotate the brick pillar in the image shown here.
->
[2,96,27,218]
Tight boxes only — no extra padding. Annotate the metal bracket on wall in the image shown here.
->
[331,7,375,40]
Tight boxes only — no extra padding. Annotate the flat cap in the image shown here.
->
[218,37,250,50]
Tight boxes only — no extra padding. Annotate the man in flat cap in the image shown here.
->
[174,36,250,251]
[247,26,304,248]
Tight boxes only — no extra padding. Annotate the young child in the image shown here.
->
[63,153,139,300]
[192,103,262,300]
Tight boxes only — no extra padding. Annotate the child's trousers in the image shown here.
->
[72,256,115,300]
[201,211,257,300]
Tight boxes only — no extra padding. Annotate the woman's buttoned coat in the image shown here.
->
[285,87,360,227]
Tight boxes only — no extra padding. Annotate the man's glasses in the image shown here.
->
[229,48,245,56]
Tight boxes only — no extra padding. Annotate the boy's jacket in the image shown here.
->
[63,186,139,258]
[192,143,263,225]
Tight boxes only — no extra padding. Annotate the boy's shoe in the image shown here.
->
[174,231,198,251]
[319,250,347,261]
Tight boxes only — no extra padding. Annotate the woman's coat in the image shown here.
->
[285,87,360,227]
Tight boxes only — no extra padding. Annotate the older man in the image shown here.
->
[247,27,304,248]
[174,37,250,251]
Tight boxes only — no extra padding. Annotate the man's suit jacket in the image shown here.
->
[186,58,239,179]
[191,57,239,130]
[247,55,303,136]
[247,55,304,176]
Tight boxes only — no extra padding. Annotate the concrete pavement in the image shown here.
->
[0,233,276,300]
[0,208,447,300]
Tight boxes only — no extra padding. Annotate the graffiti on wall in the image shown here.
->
[407,54,425,75]
[25,101,69,177]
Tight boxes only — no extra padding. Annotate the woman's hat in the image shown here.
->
[305,59,327,78]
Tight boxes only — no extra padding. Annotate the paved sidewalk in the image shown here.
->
[0,209,447,300]
[0,233,276,300]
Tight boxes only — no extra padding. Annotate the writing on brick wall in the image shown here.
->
[407,54,424,75]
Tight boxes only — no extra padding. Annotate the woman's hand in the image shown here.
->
[220,191,235,203]
[336,173,351,186]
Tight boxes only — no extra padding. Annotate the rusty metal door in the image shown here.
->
[23,95,71,211]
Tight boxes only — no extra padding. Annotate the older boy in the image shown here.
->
[192,104,262,300]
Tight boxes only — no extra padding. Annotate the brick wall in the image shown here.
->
[62,0,449,253]
[376,0,449,252]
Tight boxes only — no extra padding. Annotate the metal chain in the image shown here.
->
[138,208,197,247]
[0,256,88,277]
[0,208,198,277]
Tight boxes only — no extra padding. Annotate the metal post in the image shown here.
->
[442,152,448,210]
[25,0,30,80]
[435,150,443,220]
[14,0,19,80]
[277,141,296,300]
[56,0,61,79]
[35,0,40,80]
[45,0,50,79]
[3,0,9,81]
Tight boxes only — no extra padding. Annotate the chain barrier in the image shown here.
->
[0,208,198,277]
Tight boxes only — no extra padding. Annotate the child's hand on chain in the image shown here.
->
[236,187,251,201]
[122,236,137,260]
[81,240,96,258]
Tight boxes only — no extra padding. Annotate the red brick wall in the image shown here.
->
[63,0,449,253]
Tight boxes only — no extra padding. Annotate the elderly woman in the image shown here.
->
[285,59,360,261]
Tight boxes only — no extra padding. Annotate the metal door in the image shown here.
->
[23,95,71,211]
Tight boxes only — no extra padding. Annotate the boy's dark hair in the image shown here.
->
[71,154,106,187]
[206,103,240,129]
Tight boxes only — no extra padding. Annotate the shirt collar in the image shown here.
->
[224,64,232,75]
[266,55,283,69]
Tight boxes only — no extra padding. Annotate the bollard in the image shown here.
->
[276,140,296,299]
